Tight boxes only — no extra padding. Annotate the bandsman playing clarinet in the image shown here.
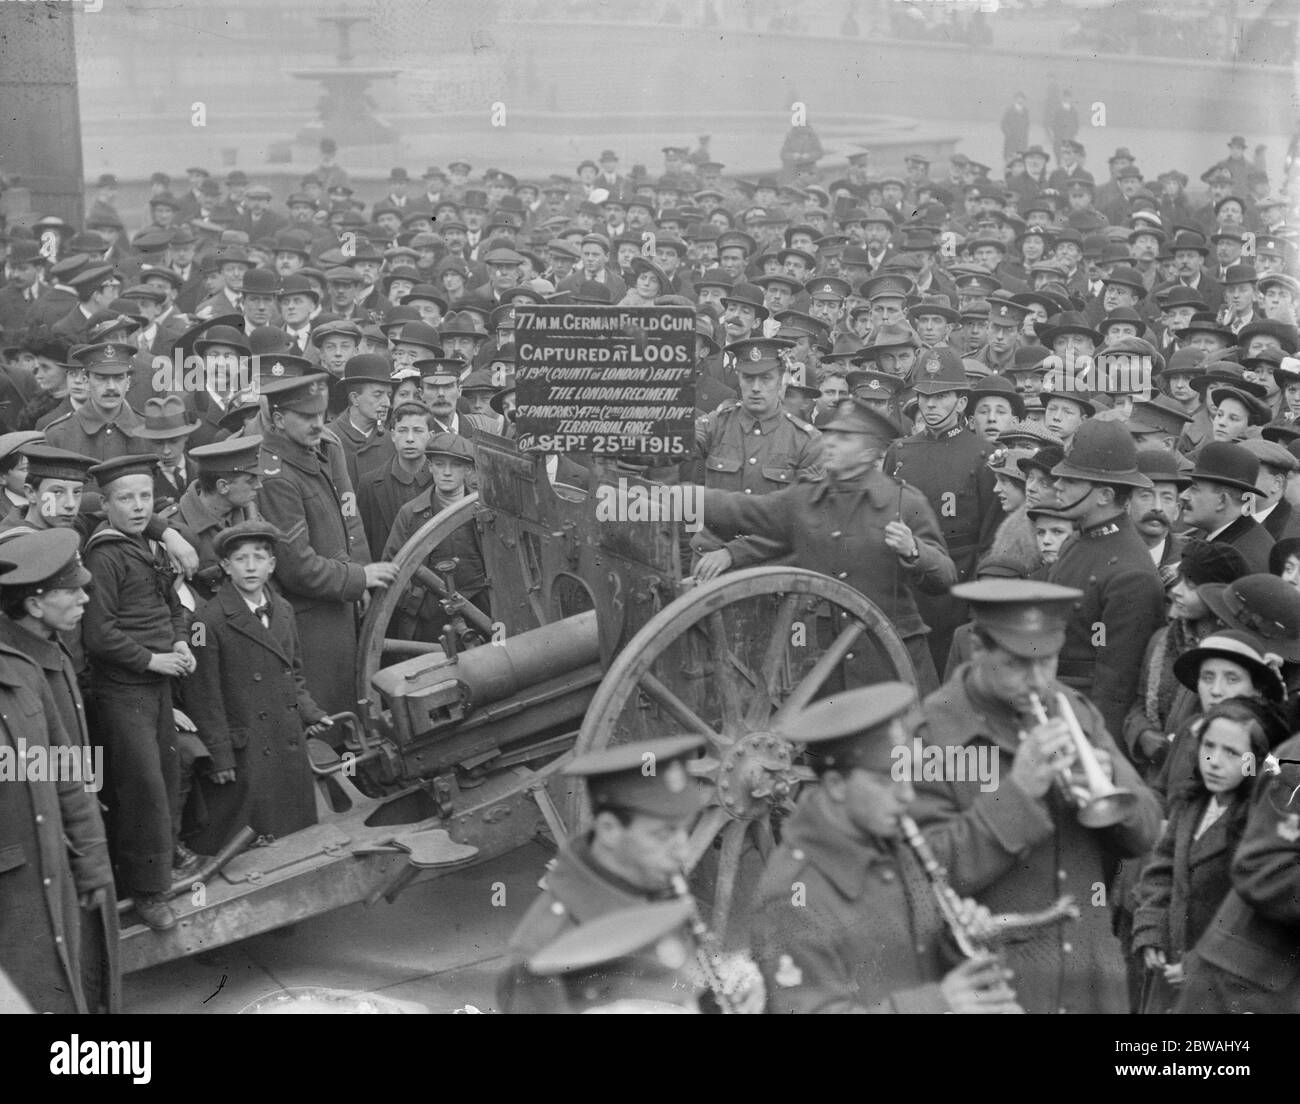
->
[496,736,765,1014]
[909,580,1162,1013]
[750,683,1024,1014]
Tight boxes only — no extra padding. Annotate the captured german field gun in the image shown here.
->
[121,432,916,971]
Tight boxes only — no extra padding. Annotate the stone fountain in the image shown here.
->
[286,12,400,147]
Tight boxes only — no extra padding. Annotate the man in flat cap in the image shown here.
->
[690,338,824,582]
[254,374,397,718]
[910,579,1160,1013]
[751,683,1021,1014]
[700,397,955,692]
[498,736,763,1014]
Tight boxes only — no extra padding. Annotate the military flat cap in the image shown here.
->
[190,436,263,477]
[792,682,916,774]
[528,897,693,981]
[416,357,468,384]
[0,529,91,592]
[260,373,330,415]
[72,341,136,374]
[565,735,706,818]
[723,337,792,375]
[822,397,902,442]
[951,579,1084,658]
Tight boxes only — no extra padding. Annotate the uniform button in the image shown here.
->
[744,488,752,494]
[34,814,44,825]
[748,457,757,464]
[1062,942,1073,954]
[837,571,847,579]
[753,427,761,435]
[550,902,566,916]
[252,673,262,682]
[55,935,63,944]
[880,870,895,882]
[1058,869,1067,881]
[43,877,51,886]
[791,849,805,861]
[830,530,842,538]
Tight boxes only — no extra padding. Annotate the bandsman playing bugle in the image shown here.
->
[750,682,1023,1014]
[909,580,1162,1013]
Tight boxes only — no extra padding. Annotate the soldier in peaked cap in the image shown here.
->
[690,337,824,581]
[163,436,264,600]
[521,899,703,1014]
[1043,419,1166,739]
[908,578,1160,1014]
[255,374,396,719]
[701,398,956,693]
[499,735,764,1014]
[750,682,1022,1014]
[0,529,117,1013]
[886,347,1001,671]
[44,343,147,465]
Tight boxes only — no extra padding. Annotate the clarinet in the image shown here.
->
[898,815,985,958]
[670,872,739,1014]
[898,815,1080,957]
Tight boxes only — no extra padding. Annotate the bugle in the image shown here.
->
[1027,690,1138,828]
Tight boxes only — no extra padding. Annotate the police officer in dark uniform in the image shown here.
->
[1045,420,1168,740]
[691,337,824,580]
[750,682,1022,1014]
[886,347,1000,671]
[699,398,956,693]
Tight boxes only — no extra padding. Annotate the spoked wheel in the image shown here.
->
[572,566,916,940]
[356,493,489,723]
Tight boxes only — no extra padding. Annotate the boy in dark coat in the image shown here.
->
[185,521,331,854]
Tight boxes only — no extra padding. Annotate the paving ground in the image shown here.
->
[123,840,552,1015]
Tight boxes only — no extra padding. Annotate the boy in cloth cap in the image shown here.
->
[751,683,1022,1014]
[700,398,956,693]
[183,520,331,855]
[498,735,764,1014]
[82,454,196,932]
[255,374,396,718]
[909,580,1161,1013]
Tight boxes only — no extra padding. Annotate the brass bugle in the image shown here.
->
[1027,691,1138,828]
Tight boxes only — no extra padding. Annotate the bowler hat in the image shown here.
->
[968,374,1026,419]
[1187,441,1261,495]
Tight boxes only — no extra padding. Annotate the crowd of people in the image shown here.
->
[0,130,1298,1014]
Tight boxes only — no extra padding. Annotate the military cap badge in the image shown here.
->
[270,361,286,377]
[925,356,941,375]
[868,378,882,391]
[749,346,763,361]
[102,345,117,360]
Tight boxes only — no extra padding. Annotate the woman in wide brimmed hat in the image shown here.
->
[620,256,670,307]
